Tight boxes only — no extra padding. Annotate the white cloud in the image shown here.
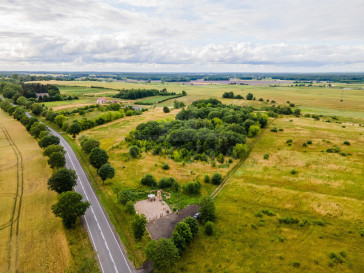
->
[0,0,363,71]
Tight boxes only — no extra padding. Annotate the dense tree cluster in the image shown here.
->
[113,88,179,100]
[222,91,244,99]
[126,99,267,161]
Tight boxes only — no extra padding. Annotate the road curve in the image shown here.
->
[49,128,134,273]
[0,97,134,273]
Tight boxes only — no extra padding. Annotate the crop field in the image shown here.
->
[174,117,364,272]
[57,85,119,96]
[0,110,70,272]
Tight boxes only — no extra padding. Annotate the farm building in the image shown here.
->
[96,97,106,104]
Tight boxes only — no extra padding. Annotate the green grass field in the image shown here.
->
[174,117,364,272]
[135,95,180,105]
[58,85,119,96]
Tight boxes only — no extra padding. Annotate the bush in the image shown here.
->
[162,162,170,170]
[141,174,157,187]
[204,174,210,183]
[125,110,133,116]
[183,181,201,195]
[263,154,269,160]
[211,173,223,185]
[125,201,135,214]
[129,145,140,158]
[307,140,312,144]
[293,261,300,268]
[217,153,224,163]
[270,127,278,132]
[343,141,350,145]
[158,177,177,189]
[290,169,298,175]
[132,214,147,240]
[359,229,364,237]
[286,139,292,144]
[246,93,254,100]
[118,189,139,205]
[204,221,215,235]
[303,142,307,147]
[278,217,299,224]
[163,106,170,113]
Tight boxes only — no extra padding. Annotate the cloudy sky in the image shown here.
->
[1,0,364,72]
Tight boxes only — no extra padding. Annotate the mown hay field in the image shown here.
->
[174,117,364,272]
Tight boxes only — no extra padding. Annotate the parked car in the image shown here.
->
[193,212,200,219]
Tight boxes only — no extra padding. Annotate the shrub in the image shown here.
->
[211,173,223,185]
[161,162,170,170]
[290,169,298,175]
[286,139,292,144]
[125,110,133,116]
[129,145,140,158]
[132,214,147,240]
[359,229,364,237]
[204,221,215,235]
[307,140,312,144]
[125,201,135,214]
[293,261,300,268]
[303,142,307,147]
[246,93,254,100]
[183,181,201,195]
[163,106,170,113]
[228,158,233,163]
[158,177,177,189]
[278,217,299,224]
[263,154,269,160]
[204,174,210,183]
[217,153,224,163]
[343,141,350,145]
[233,143,248,159]
[270,127,278,132]
[141,174,157,187]
[118,189,138,205]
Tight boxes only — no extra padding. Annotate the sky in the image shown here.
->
[1,0,364,72]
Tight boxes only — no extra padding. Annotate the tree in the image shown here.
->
[54,115,67,128]
[98,163,115,184]
[174,221,192,244]
[48,151,66,169]
[38,135,60,148]
[293,108,301,117]
[246,93,254,100]
[140,174,157,187]
[211,173,223,185]
[125,201,135,214]
[31,103,43,115]
[204,174,210,183]
[89,147,108,169]
[16,96,28,106]
[233,143,248,159]
[182,90,187,96]
[43,144,65,157]
[183,216,199,237]
[48,168,77,193]
[204,221,215,235]
[30,122,47,138]
[67,122,82,139]
[199,196,216,223]
[145,239,179,272]
[163,106,170,113]
[81,138,100,154]
[129,145,140,158]
[248,125,260,138]
[51,191,90,229]
[132,214,147,240]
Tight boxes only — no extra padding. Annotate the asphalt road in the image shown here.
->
[50,128,134,273]
[1,97,134,273]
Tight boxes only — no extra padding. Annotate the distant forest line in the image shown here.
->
[1,72,364,83]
